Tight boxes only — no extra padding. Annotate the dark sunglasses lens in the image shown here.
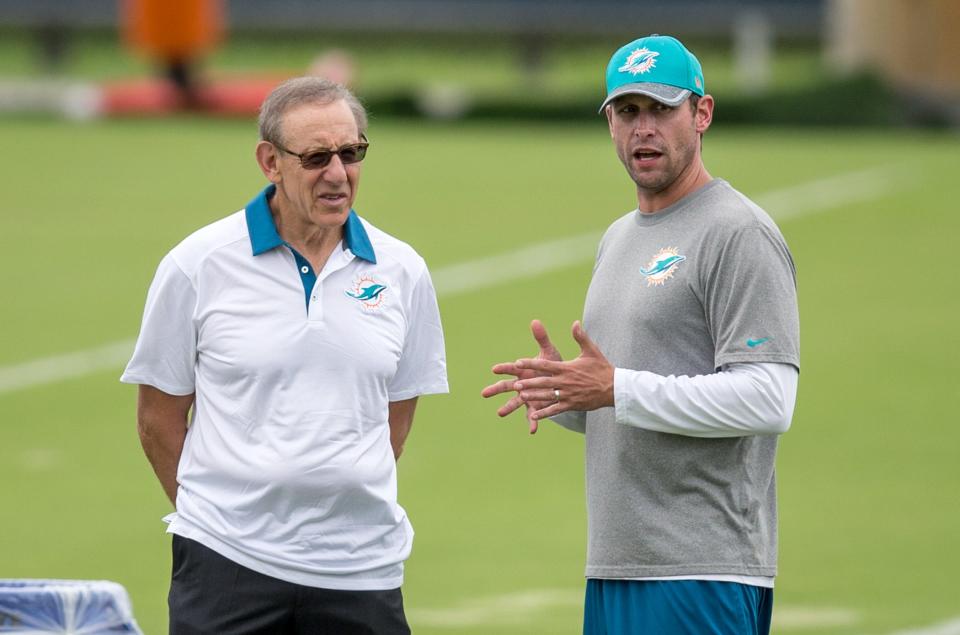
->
[301,151,333,169]
[297,143,367,169]
[338,144,367,164]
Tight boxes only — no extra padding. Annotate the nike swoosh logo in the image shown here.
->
[746,337,770,348]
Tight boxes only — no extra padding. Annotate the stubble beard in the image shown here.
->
[625,134,698,195]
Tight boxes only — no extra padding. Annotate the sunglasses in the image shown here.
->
[273,135,369,169]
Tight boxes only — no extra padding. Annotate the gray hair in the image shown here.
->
[258,77,368,146]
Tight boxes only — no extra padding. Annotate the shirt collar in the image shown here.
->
[244,184,377,264]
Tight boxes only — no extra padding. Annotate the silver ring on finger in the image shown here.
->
[553,388,561,402]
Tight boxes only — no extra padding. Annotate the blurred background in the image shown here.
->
[1,0,958,125]
[1,1,958,634]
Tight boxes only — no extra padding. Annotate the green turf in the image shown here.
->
[0,116,957,634]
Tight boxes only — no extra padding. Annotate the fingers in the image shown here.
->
[489,387,554,420]
[526,398,557,433]
[492,377,559,403]
[485,319,568,434]
[513,376,555,391]
[497,395,526,417]
[519,388,561,403]
[571,320,598,354]
[530,319,553,350]
[516,357,562,374]
[490,362,523,376]
[481,378,521,398]
[529,401,566,421]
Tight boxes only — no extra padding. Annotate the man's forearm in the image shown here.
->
[137,385,194,505]
[139,422,186,505]
[388,397,419,459]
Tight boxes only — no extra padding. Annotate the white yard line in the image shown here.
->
[432,163,912,298]
[773,606,860,629]
[0,339,136,394]
[888,617,960,635]
[431,230,602,297]
[407,588,583,628]
[0,165,911,395]
[755,164,911,222]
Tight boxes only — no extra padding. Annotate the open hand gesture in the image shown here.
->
[482,320,614,433]
[481,320,562,434]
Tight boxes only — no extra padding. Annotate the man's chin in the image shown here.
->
[631,174,670,192]
[311,206,352,226]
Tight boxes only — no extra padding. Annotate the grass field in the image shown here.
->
[0,115,958,634]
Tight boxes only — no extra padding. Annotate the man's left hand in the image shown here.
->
[513,321,614,421]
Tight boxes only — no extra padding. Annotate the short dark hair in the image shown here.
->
[258,77,367,146]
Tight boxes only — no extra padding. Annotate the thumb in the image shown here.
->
[571,320,598,354]
[531,319,555,353]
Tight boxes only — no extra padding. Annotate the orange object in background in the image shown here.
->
[122,0,224,61]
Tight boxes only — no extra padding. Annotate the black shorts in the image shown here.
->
[168,535,410,635]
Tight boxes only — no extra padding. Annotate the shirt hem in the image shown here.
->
[118,373,194,396]
[593,574,774,589]
[168,524,405,591]
[389,381,450,401]
[585,565,776,578]
[716,353,799,369]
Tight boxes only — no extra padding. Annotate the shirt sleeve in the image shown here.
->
[119,253,198,395]
[613,362,798,438]
[707,224,800,369]
[387,265,449,401]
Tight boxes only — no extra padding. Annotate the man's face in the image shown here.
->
[266,99,363,230]
[605,93,709,199]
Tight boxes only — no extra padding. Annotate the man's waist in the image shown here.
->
[165,510,413,590]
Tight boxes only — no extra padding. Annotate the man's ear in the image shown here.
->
[695,95,714,135]
[255,141,282,184]
[605,104,616,138]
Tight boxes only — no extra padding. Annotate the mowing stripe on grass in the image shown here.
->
[773,606,860,629]
[431,164,909,298]
[888,617,960,635]
[756,164,911,222]
[0,164,910,395]
[0,339,136,395]
[407,588,582,628]
[431,230,603,296]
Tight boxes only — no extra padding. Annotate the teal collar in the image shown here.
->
[244,184,376,263]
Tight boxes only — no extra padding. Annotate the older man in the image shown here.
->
[122,77,447,634]
[483,35,799,634]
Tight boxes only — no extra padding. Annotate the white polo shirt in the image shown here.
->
[121,185,448,590]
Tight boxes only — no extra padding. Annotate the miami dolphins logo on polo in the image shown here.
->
[618,47,659,76]
[345,275,387,310]
[640,247,686,286]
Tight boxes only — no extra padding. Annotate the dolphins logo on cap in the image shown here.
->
[618,47,660,75]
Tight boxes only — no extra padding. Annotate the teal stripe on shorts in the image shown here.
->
[584,579,773,635]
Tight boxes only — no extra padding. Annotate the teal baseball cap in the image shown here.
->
[599,34,705,113]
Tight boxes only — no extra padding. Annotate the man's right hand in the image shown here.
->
[480,319,563,434]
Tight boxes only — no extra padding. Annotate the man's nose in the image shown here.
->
[633,112,657,136]
[321,154,348,181]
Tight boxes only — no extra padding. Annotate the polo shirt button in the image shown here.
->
[301,266,309,274]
